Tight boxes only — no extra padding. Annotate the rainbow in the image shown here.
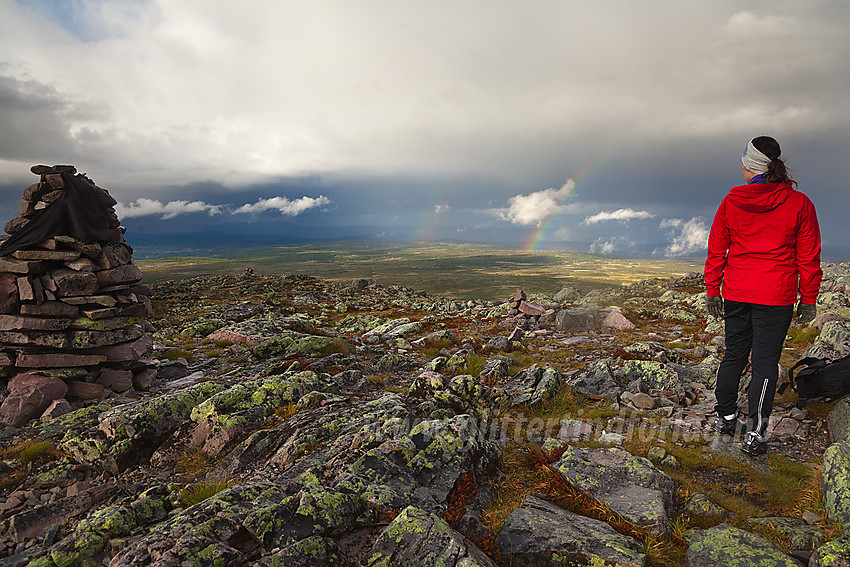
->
[522,152,603,251]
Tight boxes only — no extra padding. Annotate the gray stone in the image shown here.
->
[362,505,496,567]
[807,321,850,360]
[504,364,562,407]
[51,268,99,297]
[810,536,850,566]
[555,307,602,332]
[829,398,850,444]
[746,517,823,550]
[554,445,676,535]
[685,523,803,566]
[494,495,645,567]
[823,442,850,532]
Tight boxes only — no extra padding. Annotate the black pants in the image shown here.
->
[714,300,794,437]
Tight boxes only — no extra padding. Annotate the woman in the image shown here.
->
[704,135,822,456]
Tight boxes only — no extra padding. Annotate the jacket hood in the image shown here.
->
[728,182,795,213]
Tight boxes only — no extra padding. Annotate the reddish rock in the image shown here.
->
[96,369,133,393]
[206,329,258,346]
[0,273,17,314]
[518,300,547,316]
[96,242,133,270]
[19,301,80,318]
[0,373,68,427]
[96,264,142,287]
[89,333,154,362]
[602,309,636,331]
[0,257,42,274]
[66,381,106,400]
[0,314,73,331]
[132,368,156,390]
[41,398,73,421]
[12,250,81,262]
[51,269,99,297]
[15,352,107,368]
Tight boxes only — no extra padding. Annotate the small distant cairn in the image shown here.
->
[0,165,154,426]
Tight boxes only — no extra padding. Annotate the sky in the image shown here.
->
[1,0,849,258]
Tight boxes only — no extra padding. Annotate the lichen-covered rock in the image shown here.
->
[189,371,338,456]
[829,398,850,444]
[746,517,823,551]
[807,321,850,360]
[494,495,645,566]
[685,523,803,566]
[564,359,621,399]
[409,371,507,418]
[374,351,417,371]
[658,305,699,324]
[554,446,677,535]
[361,505,496,567]
[565,357,684,402]
[822,442,850,531]
[61,381,223,472]
[503,364,562,407]
[810,536,850,566]
[252,330,349,359]
[683,493,727,518]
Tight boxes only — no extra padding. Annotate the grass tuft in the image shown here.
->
[180,480,232,507]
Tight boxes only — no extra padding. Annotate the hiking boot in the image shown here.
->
[710,415,743,436]
[740,432,768,456]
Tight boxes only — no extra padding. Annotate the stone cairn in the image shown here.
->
[0,165,154,427]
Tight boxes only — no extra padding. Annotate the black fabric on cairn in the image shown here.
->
[0,172,114,256]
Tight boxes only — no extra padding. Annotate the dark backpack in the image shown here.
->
[778,355,850,408]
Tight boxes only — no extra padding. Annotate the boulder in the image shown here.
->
[362,505,496,567]
[829,398,850,444]
[822,442,850,531]
[503,364,562,407]
[603,308,636,330]
[745,517,823,551]
[554,446,677,535]
[555,307,603,332]
[0,373,68,427]
[494,495,645,567]
[807,320,850,360]
[810,536,850,566]
[685,524,803,566]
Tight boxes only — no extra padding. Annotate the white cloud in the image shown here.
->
[590,239,618,255]
[501,180,575,226]
[233,195,331,216]
[663,217,709,256]
[114,198,222,220]
[115,195,330,219]
[583,208,655,225]
[434,202,450,215]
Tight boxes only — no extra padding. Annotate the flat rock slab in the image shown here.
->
[362,505,496,567]
[685,523,803,566]
[554,446,676,535]
[494,495,645,566]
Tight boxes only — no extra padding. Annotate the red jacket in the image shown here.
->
[705,181,822,305]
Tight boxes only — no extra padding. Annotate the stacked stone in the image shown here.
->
[0,165,155,423]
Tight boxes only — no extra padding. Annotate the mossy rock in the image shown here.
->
[746,517,823,551]
[810,536,850,567]
[685,523,802,566]
[494,495,645,567]
[362,505,497,567]
[822,441,850,532]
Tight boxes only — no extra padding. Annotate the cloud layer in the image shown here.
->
[115,195,330,220]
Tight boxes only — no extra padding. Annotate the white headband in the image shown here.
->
[741,139,773,175]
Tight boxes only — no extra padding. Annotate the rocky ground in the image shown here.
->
[2,265,850,566]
